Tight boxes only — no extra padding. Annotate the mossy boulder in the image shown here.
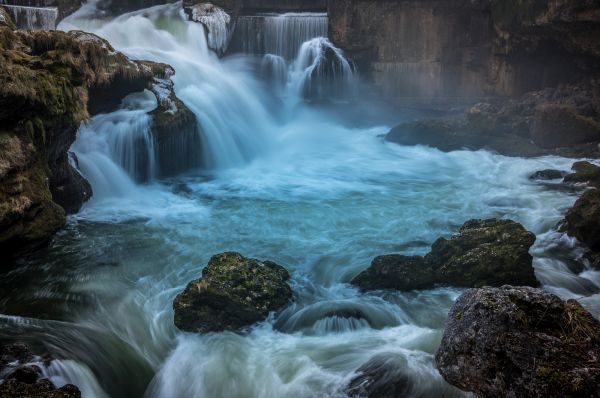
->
[436,286,600,398]
[173,252,293,333]
[352,219,538,291]
[0,342,81,397]
[0,27,174,256]
[0,6,16,31]
[563,161,600,187]
[564,188,600,252]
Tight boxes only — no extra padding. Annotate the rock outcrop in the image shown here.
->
[0,342,81,397]
[564,189,600,252]
[352,219,538,291]
[173,252,293,333]
[436,286,600,398]
[563,161,600,187]
[0,25,172,256]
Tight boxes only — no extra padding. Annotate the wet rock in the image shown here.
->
[426,219,538,288]
[529,169,568,181]
[173,252,293,333]
[564,188,600,251]
[351,255,434,291]
[0,6,16,30]
[532,104,600,148]
[436,286,600,398]
[352,219,538,291]
[0,27,177,256]
[563,161,600,187]
[0,342,81,397]
[346,355,414,398]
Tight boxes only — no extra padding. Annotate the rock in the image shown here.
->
[563,161,600,187]
[346,355,414,398]
[149,73,203,177]
[436,286,600,398]
[186,3,234,55]
[0,342,81,397]
[531,104,600,148]
[352,219,538,291]
[0,6,16,30]
[529,169,569,180]
[564,188,600,251]
[173,252,293,333]
[0,27,176,256]
[351,255,434,291]
[426,219,538,288]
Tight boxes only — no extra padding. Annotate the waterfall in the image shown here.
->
[229,12,328,60]
[188,3,234,55]
[1,4,57,29]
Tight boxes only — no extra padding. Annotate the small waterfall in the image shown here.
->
[230,12,328,60]
[1,4,57,29]
[260,54,287,92]
[188,3,234,55]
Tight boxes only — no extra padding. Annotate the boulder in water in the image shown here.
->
[173,252,293,333]
[564,188,600,252]
[346,355,415,398]
[529,169,568,181]
[436,286,600,398]
[352,219,538,291]
[0,342,81,397]
[186,3,234,55]
[563,161,600,187]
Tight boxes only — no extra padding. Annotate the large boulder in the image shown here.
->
[173,252,293,333]
[0,27,175,256]
[352,219,538,291]
[0,342,81,397]
[563,161,600,187]
[436,286,600,398]
[564,188,600,251]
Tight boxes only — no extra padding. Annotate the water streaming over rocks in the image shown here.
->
[0,2,598,398]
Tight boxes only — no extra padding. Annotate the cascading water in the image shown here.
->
[230,12,328,60]
[0,4,57,29]
[1,3,598,398]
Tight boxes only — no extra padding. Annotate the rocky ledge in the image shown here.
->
[0,16,198,257]
[0,342,81,397]
[352,219,538,291]
[436,286,600,398]
[173,252,293,333]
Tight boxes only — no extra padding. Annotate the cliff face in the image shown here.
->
[0,25,171,255]
[328,0,600,102]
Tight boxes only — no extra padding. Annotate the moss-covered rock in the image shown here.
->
[564,188,600,252]
[563,161,600,187]
[173,252,293,333]
[436,286,600,398]
[352,219,538,291]
[0,27,172,256]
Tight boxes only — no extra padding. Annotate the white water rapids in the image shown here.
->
[0,2,599,398]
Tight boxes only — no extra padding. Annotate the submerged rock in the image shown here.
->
[352,219,538,291]
[563,161,600,187]
[173,252,293,333]
[529,169,568,181]
[436,286,600,398]
[346,355,414,398]
[564,188,600,252]
[0,342,81,397]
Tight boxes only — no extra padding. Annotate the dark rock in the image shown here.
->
[563,161,600,187]
[426,219,538,288]
[564,188,600,251]
[173,252,293,333]
[346,355,414,398]
[351,255,434,291]
[352,219,538,291]
[529,169,568,180]
[531,104,600,148]
[0,342,81,397]
[0,6,16,30]
[436,286,600,398]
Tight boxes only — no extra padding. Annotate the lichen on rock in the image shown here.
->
[173,252,293,333]
[436,286,600,398]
